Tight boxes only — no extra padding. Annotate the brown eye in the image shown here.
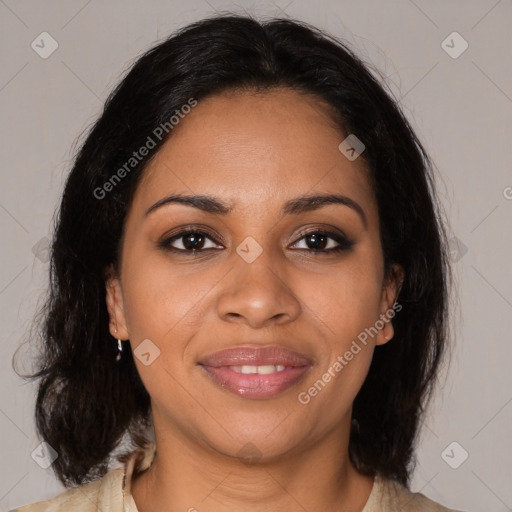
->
[178,232,206,250]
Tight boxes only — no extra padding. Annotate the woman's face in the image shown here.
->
[107,88,401,462]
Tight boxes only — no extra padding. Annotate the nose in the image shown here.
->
[216,249,302,329]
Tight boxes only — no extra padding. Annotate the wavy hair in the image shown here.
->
[14,13,451,488]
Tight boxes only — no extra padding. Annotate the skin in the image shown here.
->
[105,87,404,512]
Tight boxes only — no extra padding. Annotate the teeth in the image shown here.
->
[230,364,287,374]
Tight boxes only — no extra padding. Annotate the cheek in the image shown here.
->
[294,269,381,418]
[120,255,213,399]
[292,252,383,399]
[302,257,383,337]
[121,252,221,346]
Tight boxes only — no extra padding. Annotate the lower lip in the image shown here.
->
[200,365,311,399]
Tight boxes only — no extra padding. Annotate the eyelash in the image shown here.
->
[158,227,355,256]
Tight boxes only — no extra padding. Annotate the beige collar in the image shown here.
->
[116,442,157,511]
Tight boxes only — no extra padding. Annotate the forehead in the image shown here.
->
[133,88,375,218]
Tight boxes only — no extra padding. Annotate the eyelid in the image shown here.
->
[291,225,351,244]
[159,224,225,244]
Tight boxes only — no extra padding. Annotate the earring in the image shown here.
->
[114,327,123,362]
[116,338,123,362]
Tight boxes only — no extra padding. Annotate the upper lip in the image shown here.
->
[199,345,313,368]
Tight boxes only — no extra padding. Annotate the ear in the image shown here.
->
[375,263,404,346]
[105,265,129,340]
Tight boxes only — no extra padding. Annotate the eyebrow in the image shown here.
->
[145,192,367,228]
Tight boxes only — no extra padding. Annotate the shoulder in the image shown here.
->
[8,441,156,512]
[365,474,465,512]
[8,467,125,512]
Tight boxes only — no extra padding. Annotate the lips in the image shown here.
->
[198,345,313,399]
[200,345,313,367]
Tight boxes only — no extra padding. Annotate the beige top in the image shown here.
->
[10,442,463,512]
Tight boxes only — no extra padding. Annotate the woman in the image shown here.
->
[11,13,463,512]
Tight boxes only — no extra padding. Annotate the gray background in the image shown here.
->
[1,1,511,511]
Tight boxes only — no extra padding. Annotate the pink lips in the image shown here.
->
[198,345,313,399]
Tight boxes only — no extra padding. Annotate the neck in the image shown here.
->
[131,410,375,512]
